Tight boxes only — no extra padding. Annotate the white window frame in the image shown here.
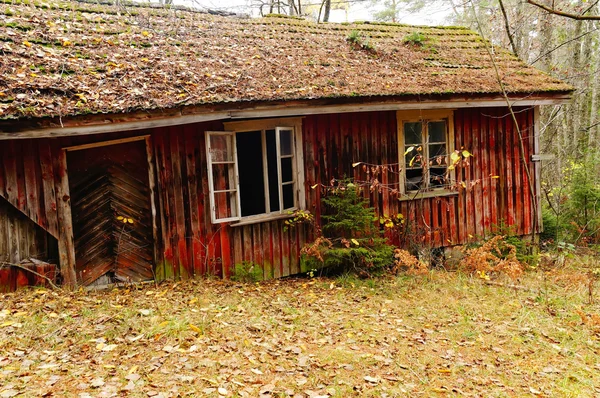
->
[397,110,455,197]
[206,118,305,224]
[206,131,241,223]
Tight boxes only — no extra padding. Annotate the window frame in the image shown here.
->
[206,118,305,224]
[397,110,455,197]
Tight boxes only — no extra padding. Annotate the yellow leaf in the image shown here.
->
[460,181,467,189]
[450,151,460,162]
[1,321,15,327]
[447,165,455,171]
[409,156,416,167]
[404,146,415,155]
[127,218,134,224]
[30,73,38,78]
[462,150,472,158]
[128,366,138,374]
[491,175,499,179]
[158,321,170,328]
[122,219,128,223]
[352,162,361,167]
[351,238,359,246]
[311,184,318,189]
[23,41,32,48]
[117,216,124,220]
[142,30,149,37]
[189,324,202,334]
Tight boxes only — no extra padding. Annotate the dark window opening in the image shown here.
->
[236,131,266,217]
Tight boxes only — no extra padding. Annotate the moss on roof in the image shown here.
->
[0,0,572,120]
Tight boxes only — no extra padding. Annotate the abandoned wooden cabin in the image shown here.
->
[0,1,572,288]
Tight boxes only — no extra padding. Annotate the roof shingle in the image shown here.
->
[0,0,572,120]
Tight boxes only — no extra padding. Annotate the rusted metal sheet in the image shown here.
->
[68,141,154,285]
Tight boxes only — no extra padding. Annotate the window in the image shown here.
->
[397,110,454,194]
[206,118,304,223]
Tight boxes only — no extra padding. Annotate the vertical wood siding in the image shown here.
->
[0,106,536,287]
[302,107,537,249]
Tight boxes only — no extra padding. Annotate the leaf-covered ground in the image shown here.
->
[1,270,599,397]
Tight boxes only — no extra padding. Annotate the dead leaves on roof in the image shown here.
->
[0,0,571,119]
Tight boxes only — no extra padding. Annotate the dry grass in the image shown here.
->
[1,268,599,397]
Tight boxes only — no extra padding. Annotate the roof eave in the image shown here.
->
[0,91,573,139]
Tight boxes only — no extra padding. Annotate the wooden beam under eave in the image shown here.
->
[53,148,77,288]
[0,94,571,140]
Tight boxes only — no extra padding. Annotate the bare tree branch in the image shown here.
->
[498,0,519,56]
[527,0,600,20]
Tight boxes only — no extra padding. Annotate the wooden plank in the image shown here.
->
[281,221,290,277]
[153,132,173,280]
[63,135,150,152]
[169,129,189,279]
[487,110,499,233]
[242,225,253,266]
[431,198,440,247]
[289,221,299,275]
[262,221,273,279]
[252,224,263,277]
[232,227,243,277]
[272,220,282,279]
[472,112,483,239]
[447,196,457,246]
[454,111,465,245]
[145,136,161,279]
[54,148,77,288]
[4,141,20,209]
[220,226,231,278]
[512,112,523,235]
[505,112,516,228]
[463,112,475,241]
[183,129,201,276]
[38,141,59,238]
[533,106,543,232]
[521,110,533,235]
[22,140,40,225]
[380,111,390,217]
[480,112,491,237]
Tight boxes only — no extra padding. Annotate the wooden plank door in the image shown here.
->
[67,140,154,286]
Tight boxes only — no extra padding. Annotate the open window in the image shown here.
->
[206,118,304,224]
[397,110,454,195]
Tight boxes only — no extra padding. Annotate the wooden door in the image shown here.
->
[68,140,154,286]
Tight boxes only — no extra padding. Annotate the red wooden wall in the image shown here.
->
[302,107,537,249]
[0,106,537,286]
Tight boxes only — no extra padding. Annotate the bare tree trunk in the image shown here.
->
[323,0,331,22]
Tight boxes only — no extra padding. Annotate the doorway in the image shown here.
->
[67,138,154,286]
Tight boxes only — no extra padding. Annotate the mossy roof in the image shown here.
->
[0,0,572,120]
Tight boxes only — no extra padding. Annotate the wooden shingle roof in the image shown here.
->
[0,0,572,121]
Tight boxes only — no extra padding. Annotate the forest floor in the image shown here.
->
[1,267,599,397]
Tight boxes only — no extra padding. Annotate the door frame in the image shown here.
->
[63,135,159,284]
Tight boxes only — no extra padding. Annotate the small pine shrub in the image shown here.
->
[403,32,426,46]
[300,182,394,276]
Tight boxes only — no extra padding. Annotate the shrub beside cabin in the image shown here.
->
[0,1,572,288]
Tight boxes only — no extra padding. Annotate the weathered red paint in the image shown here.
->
[1,107,539,289]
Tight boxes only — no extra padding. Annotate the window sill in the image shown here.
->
[398,189,458,201]
[229,212,295,227]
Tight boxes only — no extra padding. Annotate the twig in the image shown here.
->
[0,261,59,290]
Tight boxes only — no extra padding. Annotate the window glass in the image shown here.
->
[428,121,446,143]
[404,122,422,144]
[280,129,293,156]
[406,169,424,191]
[211,164,236,192]
[281,157,293,183]
[282,184,295,210]
[430,167,446,187]
[214,191,238,220]
[208,135,234,162]
[266,129,280,212]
